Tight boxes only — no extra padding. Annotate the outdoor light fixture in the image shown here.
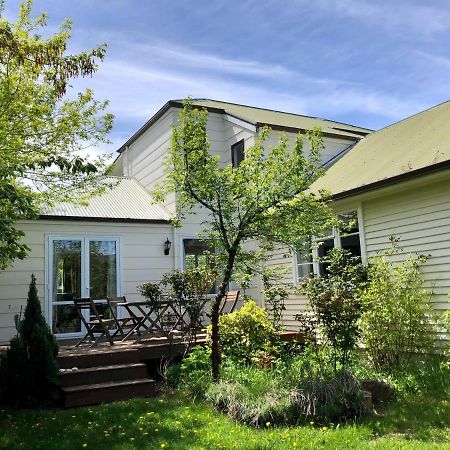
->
[164,238,172,255]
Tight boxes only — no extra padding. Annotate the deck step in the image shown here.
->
[58,348,141,369]
[62,378,157,408]
[60,363,148,388]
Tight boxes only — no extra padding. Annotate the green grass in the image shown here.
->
[0,391,448,450]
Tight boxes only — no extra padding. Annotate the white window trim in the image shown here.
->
[293,204,366,284]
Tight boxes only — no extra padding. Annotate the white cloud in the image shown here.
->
[312,0,450,38]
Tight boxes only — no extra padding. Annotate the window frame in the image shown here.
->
[293,206,366,283]
[231,139,245,168]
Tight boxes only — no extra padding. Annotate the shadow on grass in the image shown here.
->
[363,394,450,443]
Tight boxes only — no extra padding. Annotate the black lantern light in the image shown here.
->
[164,237,172,255]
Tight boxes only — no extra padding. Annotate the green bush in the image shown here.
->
[208,300,280,365]
[298,248,368,369]
[166,346,212,399]
[0,275,59,407]
[359,252,434,373]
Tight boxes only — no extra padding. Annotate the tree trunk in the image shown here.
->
[211,247,237,382]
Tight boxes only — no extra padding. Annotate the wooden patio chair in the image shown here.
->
[219,290,240,314]
[205,290,241,323]
[73,297,116,347]
[106,296,146,339]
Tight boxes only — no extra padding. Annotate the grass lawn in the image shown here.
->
[0,391,448,450]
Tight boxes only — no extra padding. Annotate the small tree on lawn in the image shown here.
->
[0,274,59,407]
[155,99,335,380]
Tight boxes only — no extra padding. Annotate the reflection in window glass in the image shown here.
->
[183,239,212,270]
[297,242,313,280]
[53,240,81,301]
[317,237,335,275]
[52,304,81,334]
[89,240,117,300]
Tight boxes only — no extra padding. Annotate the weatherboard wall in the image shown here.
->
[0,220,173,343]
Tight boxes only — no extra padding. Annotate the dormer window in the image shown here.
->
[231,140,245,167]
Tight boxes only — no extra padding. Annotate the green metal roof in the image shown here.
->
[312,100,450,198]
[188,99,372,139]
[41,177,171,222]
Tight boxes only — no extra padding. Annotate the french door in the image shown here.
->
[47,236,121,338]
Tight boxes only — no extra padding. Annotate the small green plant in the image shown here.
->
[166,346,212,399]
[138,281,162,304]
[0,275,59,407]
[298,248,368,370]
[208,300,280,365]
[359,252,434,373]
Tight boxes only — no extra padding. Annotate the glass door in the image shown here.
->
[49,236,120,338]
[51,239,83,336]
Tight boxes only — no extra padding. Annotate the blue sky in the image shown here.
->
[4,0,450,156]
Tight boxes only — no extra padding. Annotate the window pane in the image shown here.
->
[53,240,81,301]
[341,234,361,257]
[317,238,335,275]
[298,263,313,279]
[339,211,359,234]
[183,239,212,270]
[89,240,117,300]
[231,140,244,167]
[52,304,81,334]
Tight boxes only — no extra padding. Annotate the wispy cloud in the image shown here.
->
[311,0,450,38]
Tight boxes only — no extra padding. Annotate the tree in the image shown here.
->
[0,274,59,407]
[155,99,335,380]
[0,0,114,270]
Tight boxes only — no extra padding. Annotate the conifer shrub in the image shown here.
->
[0,274,60,407]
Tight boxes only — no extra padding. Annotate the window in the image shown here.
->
[296,210,363,279]
[182,239,212,270]
[231,140,245,167]
[296,241,314,280]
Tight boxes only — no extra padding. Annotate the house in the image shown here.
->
[308,99,450,323]
[0,99,370,343]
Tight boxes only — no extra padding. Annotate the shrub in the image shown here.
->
[359,252,434,373]
[0,275,59,407]
[208,300,280,365]
[138,281,162,304]
[166,345,212,399]
[298,248,368,370]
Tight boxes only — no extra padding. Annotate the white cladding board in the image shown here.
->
[0,220,174,343]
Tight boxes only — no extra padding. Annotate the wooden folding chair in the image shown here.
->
[106,296,146,339]
[219,290,240,314]
[205,290,241,324]
[73,297,116,347]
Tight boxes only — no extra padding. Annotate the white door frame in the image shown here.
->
[46,235,122,339]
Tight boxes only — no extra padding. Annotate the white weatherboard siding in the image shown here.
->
[0,220,173,343]
[362,176,450,314]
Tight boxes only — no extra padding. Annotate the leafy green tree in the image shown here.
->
[0,1,114,270]
[298,248,368,371]
[155,99,335,380]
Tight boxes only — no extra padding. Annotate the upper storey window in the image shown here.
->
[231,140,245,167]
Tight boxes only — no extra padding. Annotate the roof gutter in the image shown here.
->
[331,159,450,201]
[39,215,171,224]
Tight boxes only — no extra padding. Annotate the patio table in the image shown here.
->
[117,297,212,340]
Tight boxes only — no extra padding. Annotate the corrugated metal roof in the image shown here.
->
[312,100,450,197]
[42,177,171,222]
[189,99,372,139]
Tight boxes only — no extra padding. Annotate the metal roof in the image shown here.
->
[117,98,371,153]
[312,99,450,198]
[190,99,372,138]
[41,177,171,223]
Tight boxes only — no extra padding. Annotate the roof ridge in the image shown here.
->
[361,98,450,141]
